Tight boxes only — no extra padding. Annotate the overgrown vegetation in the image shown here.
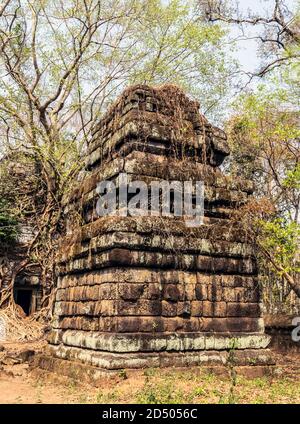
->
[2,365,299,404]
[226,72,300,310]
[0,0,299,318]
[71,368,300,404]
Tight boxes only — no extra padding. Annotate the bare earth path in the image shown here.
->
[0,370,68,404]
[0,357,299,404]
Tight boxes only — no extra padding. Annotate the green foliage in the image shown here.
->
[230,85,300,150]
[118,369,128,380]
[259,218,300,276]
[0,198,19,245]
[283,164,300,190]
[136,376,184,404]
[228,70,300,216]
[227,66,300,304]
[128,0,232,120]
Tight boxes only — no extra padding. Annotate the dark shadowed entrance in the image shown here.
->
[14,288,32,316]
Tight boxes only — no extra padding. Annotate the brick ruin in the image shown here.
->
[43,85,273,372]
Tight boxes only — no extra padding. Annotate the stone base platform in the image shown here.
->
[33,332,275,382]
[32,347,276,385]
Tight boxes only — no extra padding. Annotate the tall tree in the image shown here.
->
[227,75,300,303]
[198,0,300,77]
[196,1,300,304]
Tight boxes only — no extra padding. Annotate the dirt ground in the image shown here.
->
[0,342,299,404]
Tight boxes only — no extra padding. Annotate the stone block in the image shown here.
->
[191,301,203,316]
[119,283,145,300]
[161,300,177,317]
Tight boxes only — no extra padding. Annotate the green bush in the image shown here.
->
[0,199,19,245]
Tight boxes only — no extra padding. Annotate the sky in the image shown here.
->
[229,0,298,74]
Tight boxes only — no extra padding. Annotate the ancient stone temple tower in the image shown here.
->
[44,85,272,373]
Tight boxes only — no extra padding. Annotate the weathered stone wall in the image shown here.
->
[47,85,272,370]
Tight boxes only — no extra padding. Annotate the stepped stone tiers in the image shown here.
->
[44,85,273,372]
